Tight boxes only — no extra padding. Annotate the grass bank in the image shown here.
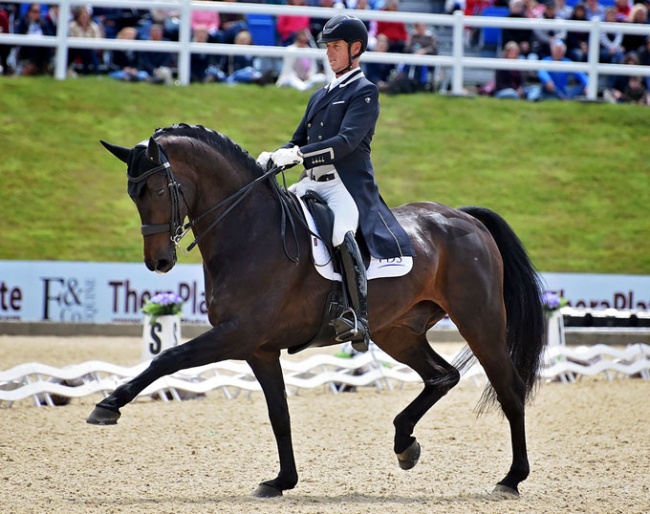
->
[1,76,648,273]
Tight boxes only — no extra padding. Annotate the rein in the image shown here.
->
[129,150,302,262]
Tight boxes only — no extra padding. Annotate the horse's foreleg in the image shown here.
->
[87,326,239,425]
[379,332,460,470]
[247,352,298,498]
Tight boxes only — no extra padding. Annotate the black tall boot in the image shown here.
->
[331,231,370,352]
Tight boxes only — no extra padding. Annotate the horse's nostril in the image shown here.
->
[155,259,173,273]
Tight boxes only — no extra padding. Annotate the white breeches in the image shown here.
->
[289,172,359,247]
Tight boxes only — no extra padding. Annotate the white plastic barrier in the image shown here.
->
[0,348,487,407]
[2,341,648,407]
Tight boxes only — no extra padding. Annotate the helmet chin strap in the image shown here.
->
[334,42,362,77]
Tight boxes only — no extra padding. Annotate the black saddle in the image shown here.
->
[286,190,367,354]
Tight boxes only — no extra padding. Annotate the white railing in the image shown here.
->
[2,342,648,406]
[1,0,649,99]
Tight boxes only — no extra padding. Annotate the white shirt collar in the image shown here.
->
[327,67,363,91]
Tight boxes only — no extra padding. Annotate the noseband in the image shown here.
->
[127,156,186,244]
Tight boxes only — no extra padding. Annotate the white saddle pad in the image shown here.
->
[296,196,413,282]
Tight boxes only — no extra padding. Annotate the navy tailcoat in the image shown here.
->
[286,69,415,259]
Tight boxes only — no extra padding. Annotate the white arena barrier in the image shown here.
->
[1,345,648,407]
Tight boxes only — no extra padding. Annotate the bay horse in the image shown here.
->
[88,123,546,498]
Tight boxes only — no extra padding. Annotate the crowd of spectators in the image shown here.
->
[481,0,650,103]
[0,0,648,103]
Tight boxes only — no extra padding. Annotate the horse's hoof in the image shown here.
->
[492,483,520,497]
[86,405,121,425]
[396,440,421,470]
[252,483,283,498]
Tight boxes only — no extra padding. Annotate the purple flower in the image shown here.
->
[149,292,184,306]
[142,292,184,320]
[542,291,566,312]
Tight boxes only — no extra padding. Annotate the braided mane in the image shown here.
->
[153,123,260,174]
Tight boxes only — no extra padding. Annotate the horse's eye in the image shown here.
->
[156,187,166,197]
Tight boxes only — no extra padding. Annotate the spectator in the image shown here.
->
[502,0,534,58]
[637,36,650,89]
[614,0,631,21]
[523,0,545,18]
[310,0,337,41]
[107,26,149,82]
[68,5,104,75]
[599,7,625,64]
[222,29,267,85]
[554,0,573,19]
[149,7,182,41]
[218,0,248,44]
[138,23,176,85]
[347,0,385,8]
[362,33,394,91]
[276,28,331,91]
[376,0,408,53]
[351,0,379,50]
[14,3,55,75]
[622,3,648,54]
[526,39,588,101]
[531,1,566,60]
[191,25,223,83]
[603,51,648,104]
[277,0,311,46]
[565,3,589,62]
[494,41,526,98]
[0,6,11,75]
[93,8,148,39]
[191,0,221,41]
[399,22,437,88]
[584,0,605,20]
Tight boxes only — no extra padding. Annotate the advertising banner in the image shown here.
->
[0,261,209,324]
[1,261,649,324]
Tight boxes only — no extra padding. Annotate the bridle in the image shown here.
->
[127,158,185,243]
[127,144,302,261]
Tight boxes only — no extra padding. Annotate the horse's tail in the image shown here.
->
[458,206,546,409]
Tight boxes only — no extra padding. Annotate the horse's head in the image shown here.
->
[101,137,186,273]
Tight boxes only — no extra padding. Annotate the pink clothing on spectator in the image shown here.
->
[276,15,310,43]
[191,10,220,33]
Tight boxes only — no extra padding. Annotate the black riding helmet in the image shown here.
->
[318,15,368,75]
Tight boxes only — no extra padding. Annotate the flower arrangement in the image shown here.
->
[142,292,184,324]
[543,291,568,314]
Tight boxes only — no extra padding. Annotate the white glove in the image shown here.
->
[271,146,303,168]
[256,151,272,169]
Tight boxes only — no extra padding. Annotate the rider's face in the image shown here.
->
[326,40,349,73]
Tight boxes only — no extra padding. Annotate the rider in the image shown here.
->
[257,15,415,351]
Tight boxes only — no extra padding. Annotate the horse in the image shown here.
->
[88,123,546,499]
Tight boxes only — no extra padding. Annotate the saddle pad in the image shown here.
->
[296,196,413,282]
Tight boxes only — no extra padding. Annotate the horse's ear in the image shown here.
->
[100,140,131,164]
[147,137,161,164]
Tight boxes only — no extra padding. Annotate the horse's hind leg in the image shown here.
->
[455,315,529,495]
[377,329,460,470]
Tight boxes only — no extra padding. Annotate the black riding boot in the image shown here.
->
[331,231,370,352]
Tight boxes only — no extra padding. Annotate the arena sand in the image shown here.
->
[1,335,648,514]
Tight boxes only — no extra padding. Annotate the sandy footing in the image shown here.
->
[1,336,648,514]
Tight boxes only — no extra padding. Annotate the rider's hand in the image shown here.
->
[256,151,272,170]
[271,146,303,168]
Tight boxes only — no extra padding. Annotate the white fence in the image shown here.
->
[2,342,648,407]
[1,0,650,99]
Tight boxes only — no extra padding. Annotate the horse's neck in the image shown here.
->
[187,159,281,260]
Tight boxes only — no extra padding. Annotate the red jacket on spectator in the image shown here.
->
[0,8,9,35]
[375,20,408,46]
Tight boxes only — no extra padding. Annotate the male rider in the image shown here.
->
[258,15,414,351]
